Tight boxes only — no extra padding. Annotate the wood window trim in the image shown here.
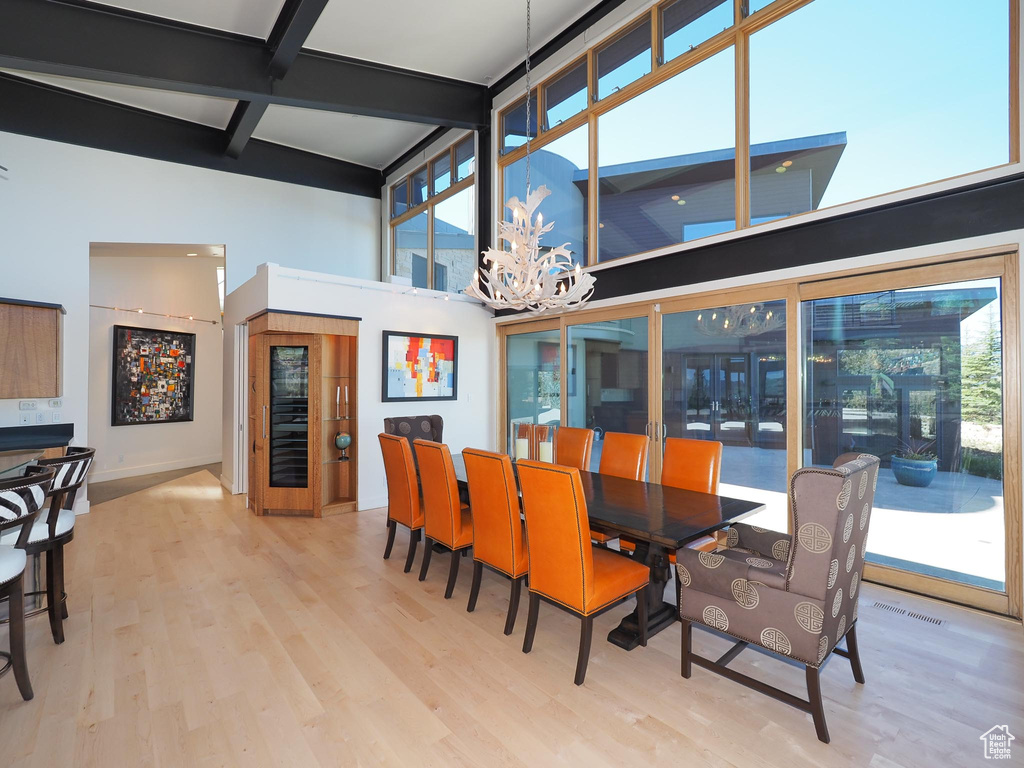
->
[495,0,1019,269]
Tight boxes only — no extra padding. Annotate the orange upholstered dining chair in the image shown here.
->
[591,431,650,545]
[379,433,425,573]
[414,439,474,599]
[620,437,723,601]
[554,427,594,471]
[462,448,528,634]
[517,460,650,685]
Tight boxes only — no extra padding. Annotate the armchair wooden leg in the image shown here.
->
[404,529,422,574]
[56,546,68,621]
[467,561,483,612]
[680,618,692,679]
[504,576,523,636]
[574,616,594,686]
[45,548,64,645]
[444,549,461,599]
[383,520,397,560]
[418,535,433,580]
[637,586,648,648]
[846,623,866,684]
[7,576,33,701]
[522,592,540,653]
[805,665,831,744]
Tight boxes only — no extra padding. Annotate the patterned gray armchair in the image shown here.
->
[383,415,443,471]
[676,453,880,744]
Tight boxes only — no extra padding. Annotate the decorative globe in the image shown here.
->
[334,432,352,451]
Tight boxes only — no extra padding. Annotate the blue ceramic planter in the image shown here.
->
[891,456,937,487]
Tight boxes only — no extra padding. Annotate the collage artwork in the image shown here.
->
[112,325,196,425]
[382,331,457,402]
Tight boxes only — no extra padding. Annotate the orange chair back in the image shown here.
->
[661,437,723,493]
[555,427,594,471]
[378,433,422,529]
[517,460,595,613]
[463,448,526,577]
[598,432,649,481]
[414,439,468,548]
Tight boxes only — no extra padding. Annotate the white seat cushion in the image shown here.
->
[0,544,26,586]
[0,508,75,546]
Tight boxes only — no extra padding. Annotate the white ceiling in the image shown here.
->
[4,70,238,128]
[91,0,287,39]
[90,243,225,261]
[252,104,435,168]
[305,0,601,83]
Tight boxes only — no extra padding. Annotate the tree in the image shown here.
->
[961,318,1002,425]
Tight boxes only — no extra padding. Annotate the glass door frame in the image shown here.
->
[495,248,1021,617]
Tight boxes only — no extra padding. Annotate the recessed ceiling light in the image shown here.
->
[598,223,605,229]
[187,252,198,256]
[782,160,793,167]
[677,199,686,206]
[775,166,787,173]
[670,194,680,201]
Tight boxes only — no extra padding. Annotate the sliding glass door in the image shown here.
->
[566,313,652,474]
[801,275,1008,594]
[497,251,1020,615]
[661,299,788,529]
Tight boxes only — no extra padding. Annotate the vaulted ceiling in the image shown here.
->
[0,0,608,197]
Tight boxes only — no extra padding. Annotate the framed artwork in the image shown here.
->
[111,325,196,426]
[381,330,458,402]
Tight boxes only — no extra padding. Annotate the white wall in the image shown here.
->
[223,264,496,510]
[0,132,381,509]
[88,254,224,481]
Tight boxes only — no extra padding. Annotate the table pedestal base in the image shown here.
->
[607,540,677,651]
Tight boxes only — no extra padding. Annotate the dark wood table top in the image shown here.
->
[450,454,763,550]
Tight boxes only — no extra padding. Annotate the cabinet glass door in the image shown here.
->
[268,345,309,488]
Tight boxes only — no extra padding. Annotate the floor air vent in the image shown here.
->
[907,611,943,626]
[872,601,907,615]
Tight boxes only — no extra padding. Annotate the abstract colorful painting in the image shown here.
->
[112,325,196,426]
[381,331,458,402]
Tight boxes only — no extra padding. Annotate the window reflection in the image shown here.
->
[662,0,732,62]
[596,19,652,99]
[544,59,588,128]
[431,187,476,294]
[507,329,562,455]
[393,211,429,289]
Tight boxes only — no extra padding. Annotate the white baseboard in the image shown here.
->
[90,454,222,484]
[220,473,236,493]
[73,499,90,516]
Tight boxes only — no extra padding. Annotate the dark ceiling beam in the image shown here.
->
[0,0,488,128]
[0,74,383,198]
[267,0,331,78]
[224,0,330,158]
[488,0,630,99]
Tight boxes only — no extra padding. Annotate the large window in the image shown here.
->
[497,0,1014,266]
[502,123,589,264]
[390,135,476,293]
[597,47,735,262]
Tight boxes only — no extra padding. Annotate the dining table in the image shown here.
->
[450,454,764,651]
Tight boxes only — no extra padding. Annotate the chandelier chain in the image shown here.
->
[525,0,531,195]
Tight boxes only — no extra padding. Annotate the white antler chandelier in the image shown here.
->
[466,186,595,313]
[463,0,595,315]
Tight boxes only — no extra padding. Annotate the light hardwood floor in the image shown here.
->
[1,471,1021,767]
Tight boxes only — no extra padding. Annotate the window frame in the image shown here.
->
[389,135,477,292]
[495,0,1020,268]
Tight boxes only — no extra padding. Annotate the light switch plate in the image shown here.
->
[48,399,62,408]
[18,401,37,411]
[34,412,45,424]
[18,413,31,425]
[51,411,61,423]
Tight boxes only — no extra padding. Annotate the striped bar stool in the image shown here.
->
[1,447,95,644]
[0,465,55,701]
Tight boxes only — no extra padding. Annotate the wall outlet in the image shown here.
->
[118,454,125,464]
[18,413,31,426]
[48,399,62,408]
[51,411,61,423]
[18,401,37,411]
[34,412,45,424]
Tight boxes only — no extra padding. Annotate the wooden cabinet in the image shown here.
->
[0,298,63,399]
[247,311,359,517]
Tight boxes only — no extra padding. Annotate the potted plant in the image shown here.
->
[891,439,938,487]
